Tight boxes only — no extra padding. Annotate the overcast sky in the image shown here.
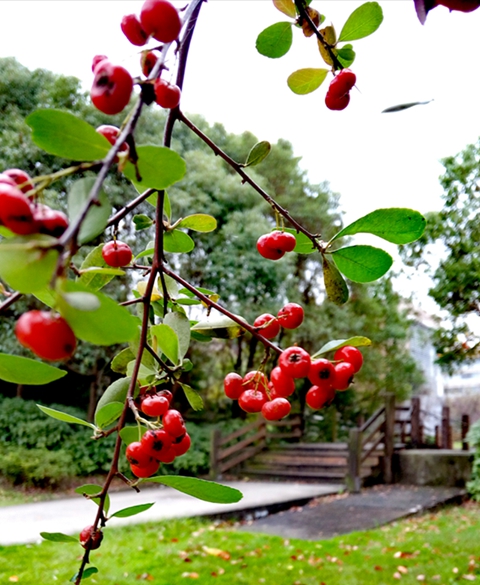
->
[1,0,480,317]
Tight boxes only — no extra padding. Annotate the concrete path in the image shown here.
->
[0,481,343,546]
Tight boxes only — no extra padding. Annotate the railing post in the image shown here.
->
[384,393,395,484]
[410,396,421,448]
[346,427,362,493]
[441,406,450,449]
[210,428,221,479]
[462,414,470,451]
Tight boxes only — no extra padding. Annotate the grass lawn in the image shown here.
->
[1,501,480,584]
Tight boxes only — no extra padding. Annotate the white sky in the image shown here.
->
[1,0,480,317]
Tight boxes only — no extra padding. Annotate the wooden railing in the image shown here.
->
[210,415,302,479]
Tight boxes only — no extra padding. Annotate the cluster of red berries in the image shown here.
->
[253,302,304,339]
[256,230,296,261]
[0,170,68,237]
[15,311,77,361]
[223,345,363,420]
[325,69,356,111]
[126,389,191,478]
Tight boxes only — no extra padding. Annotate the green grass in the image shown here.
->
[2,502,480,584]
[0,484,56,507]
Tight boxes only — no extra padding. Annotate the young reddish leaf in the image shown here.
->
[287,68,328,95]
[273,0,296,18]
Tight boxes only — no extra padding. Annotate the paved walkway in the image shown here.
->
[0,481,342,546]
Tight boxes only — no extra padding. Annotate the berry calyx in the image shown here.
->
[238,389,268,413]
[270,366,295,397]
[121,14,148,46]
[91,60,133,116]
[308,358,335,389]
[333,361,355,391]
[162,409,186,437]
[261,397,291,421]
[102,241,133,267]
[256,234,285,260]
[277,302,304,330]
[334,345,363,373]
[278,346,311,379]
[15,311,76,361]
[253,313,280,339]
[223,372,244,400]
[154,78,181,109]
[306,385,336,410]
[140,0,182,43]
[80,525,104,550]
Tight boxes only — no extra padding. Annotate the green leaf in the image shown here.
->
[150,324,179,365]
[57,281,138,345]
[26,109,110,161]
[312,336,372,359]
[330,208,427,245]
[336,44,356,68]
[287,68,328,95]
[157,274,180,299]
[37,405,95,429]
[110,503,154,519]
[191,314,246,339]
[164,312,190,359]
[323,255,349,305]
[338,2,383,42]
[0,235,58,293]
[95,401,124,429]
[126,361,157,385]
[120,425,147,445]
[78,244,118,291]
[70,567,98,582]
[176,297,202,306]
[75,484,110,515]
[111,348,136,375]
[40,532,77,543]
[281,228,316,255]
[95,377,132,415]
[142,476,243,504]
[256,22,293,59]
[123,146,186,192]
[33,287,57,308]
[177,214,217,233]
[244,141,271,167]
[273,0,296,18]
[164,230,195,253]
[0,354,67,385]
[331,245,393,282]
[180,383,203,411]
[133,214,154,231]
[68,177,111,245]
[62,291,101,312]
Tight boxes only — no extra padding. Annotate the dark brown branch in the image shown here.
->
[0,291,22,314]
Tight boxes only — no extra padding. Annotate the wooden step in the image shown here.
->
[277,442,348,450]
[253,452,348,467]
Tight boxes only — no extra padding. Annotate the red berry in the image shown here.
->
[141,429,172,459]
[270,366,295,397]
[156,445,177,463]
[333,361,355,391]
[33,204,69,238]
[162,409,186,438]
[325,91,350,111]
[172,432,191,457]
[277,302,304,330]
[130,458,160,478]
[437,0,480,11]
[223,372,244,400]
[305,385,335,410]
[0,174,17,188]
[256,234,285,260]
[102,241,133,267]
[125,441,153,467]
[91,55,108,73]
[243,370,269,392]
[91,61,133,116]
[329,69,356,98]
[3,169,34,195]
[0,184,38,235]
[15,311,76,361]
[269,231,296,252]
[96,125,129,156]
[334,345,363,373]
[154,78,181,109]
[140,0,182,43]
[141,394,170,417]
[141,51,159,77]
[79,525,104,550]
[308,358,335,389]
[158,389,173,403]
[278,346,311,379]
[121,14,148,46]
[253,313,280,339]
[261,397,291,421]
[238,389,268,413]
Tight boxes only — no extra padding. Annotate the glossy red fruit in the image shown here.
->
[121,14,148,46]
[325,91,350,111]
[223,372,244,400]
[334,345,363,374]
[329,69,356,98]
[96,125,129,158]
[172,432,191,457]
[243,370,269,392]
[158,389,173,403]
[238,389,268,413]
[162,409,186,438]
[141,429,172,459]
[80,525,104,550]
[3,169,34,195]
[102,241,133,267]
[305,385,336,410]
[278,346,311,379]
[33,204,69,237]
[141,394,170,417]
[91,55,108,73]
[15,311,76,361]
[270,366,295,397]
[156,445,177,463]
[125,441,153,467]
[262,397,291,421]
[277,302,304,330]
[253,313,280,339]
[0,184,37,234]
[141,51,158,77]
[333,361,355,391]
[256,234,285,260]
[269,231,296,252]
[140,0,182,43]
[308,358,335,389]
[0,174,17,187]
[91,60,133,116]
[437,0,480,11]
[130,458,160,478]
[154,78,181,109]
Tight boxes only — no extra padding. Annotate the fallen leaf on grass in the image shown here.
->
[398,566,408,574]
[8,578,19,583]
[203,546,231,561]
[136,574,154,581]
[374,566,383,571]
[181,573,199,579]
[463,576,476,581]
[393,572,402,579]
[417,576,426,581]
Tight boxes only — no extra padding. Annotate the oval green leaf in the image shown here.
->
[123,145,186,192]
[244,141,271,168]
[177,214,217,233]
[191,314,246,339]
[120,425,147,445]
[40,532,77,543]
[256,22,293,59]
[0,354,67,385]
[312,336,372,359]
[68,177,112,245]
[288,68,329,95]
[180,383,204,412]
[164,312,191,360]
[95,377,132,415]
[150,324,179,365]
[142,476,243,504]
[164,230,195,253]
[75,483,110,515]
[0,235,58,293]
[111,349,136,375]
[323,255,349,305]
[62,291,101,312]
[95,401,124,429]
[26,109,110,161]
[133,214,154,231]
[78,244,117,291]
[282,228,317,255]
[336,44,356,68]
[36,405,95,429]
[110,503,154,519]
[331,245,393,283]
[70,567,98,582]
[338,2,383,42]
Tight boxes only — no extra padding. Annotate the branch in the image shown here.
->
[0,291,22,314]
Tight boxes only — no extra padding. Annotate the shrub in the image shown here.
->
[467,419,480,500]
[0,445,75,487]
